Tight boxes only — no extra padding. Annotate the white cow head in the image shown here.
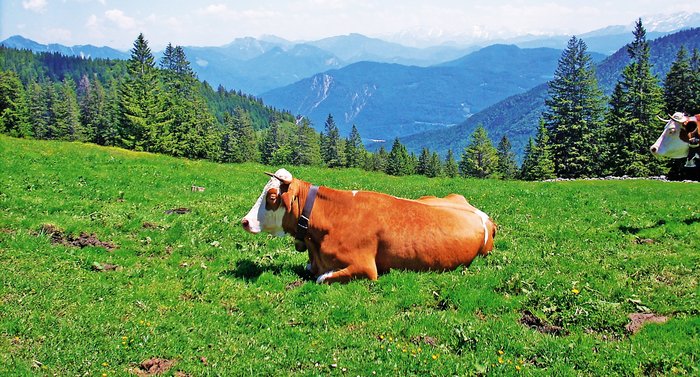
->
[241,168,293,237]
[650,112,693,159]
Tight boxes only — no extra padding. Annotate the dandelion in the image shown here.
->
[571,288,580,295]
[516,365,522,371]
[498,349,504,355]
[498,357,504,364]
[432,354,439,360]
[102,362,109,367]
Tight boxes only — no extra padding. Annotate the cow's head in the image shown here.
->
[650,112,693,159]
[241,168,294,236]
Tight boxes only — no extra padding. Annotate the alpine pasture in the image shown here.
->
[0,135,698,376]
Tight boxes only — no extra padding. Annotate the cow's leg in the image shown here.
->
[316,263,378,284]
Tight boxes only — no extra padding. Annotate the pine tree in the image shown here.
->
[52,77,85,141]
[320,114,344,167]
[417,148,431,176]
[260,121,281,165]
[292,118,322,166]
[426,151,443,178]
[386,138,412,176]
[603,19,665,177]
[543,36,605,178]
[366,146,388,172]
[495,135,518,179]
[119,33,171,152]
[663,47,695,114]
[691,49,700,113]
[459,125,498,178]
[27,80,51,139]
[0,70,30,137]
[520,121,556,181]
[444,149,459,178]
[221,108,258,163]
[344,124,365,168]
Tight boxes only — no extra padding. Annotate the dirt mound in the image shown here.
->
[131,358,176,376]
[38,224,117,251]
[626,313,668,334]
[520,310,569,336]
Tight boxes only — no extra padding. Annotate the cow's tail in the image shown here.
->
[474,209,496,256]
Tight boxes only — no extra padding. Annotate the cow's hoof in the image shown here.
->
[316,271,334,284]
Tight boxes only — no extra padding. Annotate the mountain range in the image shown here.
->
[260,45,606,141]
[2,12,700,158]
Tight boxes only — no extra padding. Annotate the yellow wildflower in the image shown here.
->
[571,288,580,295]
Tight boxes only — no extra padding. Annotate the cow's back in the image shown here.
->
[309,189,492,273]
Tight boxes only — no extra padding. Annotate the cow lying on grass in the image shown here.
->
[241,169,496,283]
[650,112,700,167]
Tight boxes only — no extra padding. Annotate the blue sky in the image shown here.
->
[1,0,697,50]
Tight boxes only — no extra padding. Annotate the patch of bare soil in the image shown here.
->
[520,310,569,336]
[411,335,438,346]
[285,280,304,290]
[625,313,668,334]
[142,222,165,230]
[131,358,176,376]
[164,208,190,215]
[38,224,117,251]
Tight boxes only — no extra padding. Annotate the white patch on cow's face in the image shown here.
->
[650,119,690,159]
[241,171,289,237]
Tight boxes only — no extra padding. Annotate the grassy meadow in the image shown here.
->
[0,135,698,376]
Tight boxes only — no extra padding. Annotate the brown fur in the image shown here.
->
[276,178,496,283]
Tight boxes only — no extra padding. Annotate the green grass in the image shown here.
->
[0,135,698,376]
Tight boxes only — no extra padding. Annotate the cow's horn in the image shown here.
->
[656,115,670,122]
[264,170,293,184]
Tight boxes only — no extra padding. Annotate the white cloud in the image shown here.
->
[47,28,72,42]
[105,9,137,30]
[86,14,100,28]
[22,0,48,12]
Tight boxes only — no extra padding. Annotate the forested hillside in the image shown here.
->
[402,27,700,163]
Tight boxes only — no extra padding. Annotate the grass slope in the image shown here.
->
[0,135,698,376]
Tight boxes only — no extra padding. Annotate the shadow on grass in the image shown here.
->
[619,219,666,235]
[683,217,700,226]
[221,259,311,281]
[619,217,699,234]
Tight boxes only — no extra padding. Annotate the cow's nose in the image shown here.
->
[241,218,250,229]
[650,146,657,154]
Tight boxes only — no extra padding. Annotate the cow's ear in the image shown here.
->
[280,184,296,213]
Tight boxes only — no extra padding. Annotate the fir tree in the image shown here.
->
[27,80,51,139]
[426,151,443,178]
[459,125,498,178]
[520,121,556,181]
[603,19,665,177]
[119,33,171,152]
[691,49,700,113]
[0,70,30,137]
[366,146,388,172]
[260,121,281,165]
[52,77,84,141]
[221,108,258,163]
[495,135,518,179]
[292,118,322,166]
[543,36,605,178]
[320,114,344,167]
[417,148,431,176]
[443,149,459,178]
[344,124,365,168]
[386,138,412,176]
[663,47,695,114]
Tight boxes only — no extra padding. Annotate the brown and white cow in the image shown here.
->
[650,112,700,167]
[241,169,496,283]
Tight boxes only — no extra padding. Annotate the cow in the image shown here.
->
[650,112,700,167]
[241,168,496,284]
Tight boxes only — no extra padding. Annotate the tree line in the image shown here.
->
[1,22,699,180]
